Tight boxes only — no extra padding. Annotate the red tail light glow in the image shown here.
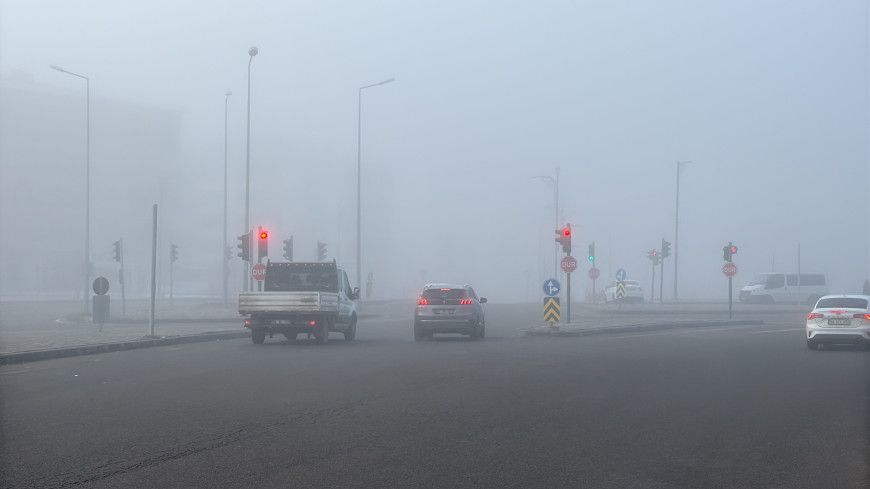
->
[808,313,824,320]
[417,298,429,305]
[853,314,870,320]
[460,299,473,305]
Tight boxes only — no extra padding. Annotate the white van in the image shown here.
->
[738,273,827,305]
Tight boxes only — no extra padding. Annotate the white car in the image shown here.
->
[603,280,644,303]
[806,295,870,349]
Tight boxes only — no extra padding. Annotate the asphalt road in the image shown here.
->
[1,303,867,489]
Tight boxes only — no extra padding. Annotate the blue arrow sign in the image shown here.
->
[542,278,561,297]
[616,269,626,282]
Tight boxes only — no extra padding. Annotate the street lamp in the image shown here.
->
[533,168,560,278]
[357,77,395,296]
[50,64,90,314]
[673,160,690,299]
[223,91,232,306]
[244,46,258,292]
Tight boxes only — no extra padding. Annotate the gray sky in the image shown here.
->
[1,0,868,301]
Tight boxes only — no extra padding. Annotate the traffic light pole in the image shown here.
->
[119,238,126,317]
[566,258,571,325]
[659,257,664,304]
[728,276,733,319]
[650,258,657,303]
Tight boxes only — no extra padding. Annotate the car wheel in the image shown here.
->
[479,318,486,339]
[251,328,266,345]
[344,315,357,341]
[806,340,818,350]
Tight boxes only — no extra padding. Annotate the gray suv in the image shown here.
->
[413,284,487,341]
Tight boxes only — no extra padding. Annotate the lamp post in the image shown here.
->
[533,168,560,278]
[223,91,232,306]
[50,64,90,313]
[673,160,690,299]
[357,77,395,296]
[244,46,258,292]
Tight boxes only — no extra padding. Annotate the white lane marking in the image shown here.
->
[751,328,804,334]
[597,326,756,340]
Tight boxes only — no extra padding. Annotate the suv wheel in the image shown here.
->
[468,320,480,340]
[806,340,819,350]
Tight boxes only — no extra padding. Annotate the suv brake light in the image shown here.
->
[460,299,473,305]
[808,313,824,320]
[853,314,870,320]
[417,298,429,305]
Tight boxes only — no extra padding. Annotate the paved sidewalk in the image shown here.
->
[0,298,246,364]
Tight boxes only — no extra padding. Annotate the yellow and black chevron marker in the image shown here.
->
[543,297,561,322]
[616,281,626,300]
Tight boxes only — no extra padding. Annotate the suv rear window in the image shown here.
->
[421,288,467,300]
[816,297,868,309]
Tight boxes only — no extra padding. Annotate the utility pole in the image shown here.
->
[674,161,689,299]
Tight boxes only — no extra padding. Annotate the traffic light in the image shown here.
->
[587,243,595,262]
[282,236,294,261]
[171,242,179,263]
[661,239,671,259]
[647,250,660,263]
[257,228,268,261]
[237,231,251,261]
[554,226,572,254]
[112,240,122,263]
[317,241,327,261]
[723,242,737,262]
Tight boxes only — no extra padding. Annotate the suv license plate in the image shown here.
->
[272,319,293,324]
[828,318,850,326]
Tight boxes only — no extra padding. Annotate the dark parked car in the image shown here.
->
[413,283,487,341]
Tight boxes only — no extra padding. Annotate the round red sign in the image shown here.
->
[588,267,600,280]
[252,263,267,281]
[560,256,578,273]
[722,262,738,277]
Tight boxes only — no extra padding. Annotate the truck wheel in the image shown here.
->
[251,328,266,344]
[344,316,357,341]
[315,319,329,345]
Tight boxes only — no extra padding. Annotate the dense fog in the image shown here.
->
[1,1,867,303]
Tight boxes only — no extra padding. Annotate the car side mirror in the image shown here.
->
[352,287,360,300]
[479,297,487,304]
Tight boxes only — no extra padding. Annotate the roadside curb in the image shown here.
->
[523,319,765,337]
[0,331,249,366]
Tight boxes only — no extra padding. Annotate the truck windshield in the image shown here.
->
[264,264,339,292]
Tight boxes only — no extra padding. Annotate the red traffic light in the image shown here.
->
[563,228,570,236]
[259,232,268,240]
[730,246,737,254]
